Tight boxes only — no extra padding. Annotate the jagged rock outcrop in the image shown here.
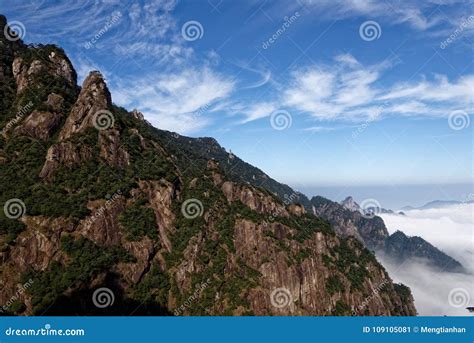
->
[138,180,178,252]
[12,51,76,95]
[79,197,126,246]
[312,196,365,244]
[59,71,111,140]
[14,94,65,140]
[220,181,289,218]
[341,196,360,212]
[39,141,94,178]
[98,129,130,167]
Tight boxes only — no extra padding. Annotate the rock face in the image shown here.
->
[14,94,65,140]
[310,196,464,273]
[0,16,417,317]
[39,141,94,178]
[59,71,111,140]
[12,52,76,95]
[341,196,360,212]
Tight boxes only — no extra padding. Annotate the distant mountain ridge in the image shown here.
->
[341,196,404,215]
[382,231,465,273]
[309,196,464,273]
[401,199,474,211]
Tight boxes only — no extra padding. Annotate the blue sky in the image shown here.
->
[2,0,473,205]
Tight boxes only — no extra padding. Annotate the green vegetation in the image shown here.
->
[119,198,158,240]
[394,283,411,303]
[131,265,170,307]
[23,235,134,314]
[332,300,351,315]
[295,248,311,263]
[325,275,345,295]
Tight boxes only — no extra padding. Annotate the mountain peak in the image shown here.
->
[58,69,112,140]
[341,196,360,212]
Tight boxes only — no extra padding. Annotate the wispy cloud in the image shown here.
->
[5,0,188,63]
[300,0,451,31]
[111,67,235,134]
[238,54,472,125]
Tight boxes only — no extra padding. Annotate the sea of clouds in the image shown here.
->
[379,203,473,316]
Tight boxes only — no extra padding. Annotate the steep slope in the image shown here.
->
[154,127,463,274]
[310,197,464,273]
[382,231,464,273]
[312,196,389,251]
[0,16,416,316]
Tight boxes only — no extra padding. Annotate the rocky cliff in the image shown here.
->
[310,196,464,273]
[0,15,416,316]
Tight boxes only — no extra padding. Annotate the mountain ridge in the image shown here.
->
[0,15,416,316]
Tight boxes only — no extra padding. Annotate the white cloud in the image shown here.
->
[381,204,474,271]
[378,256,473,316]
[379,75,474,104]
[238,102,279,123]
[378,204,474,316]
[5,0,190,62]
[236,54,473,124]
[111,67,235,134]
[301,0,445,30]
[281,55,383,121]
